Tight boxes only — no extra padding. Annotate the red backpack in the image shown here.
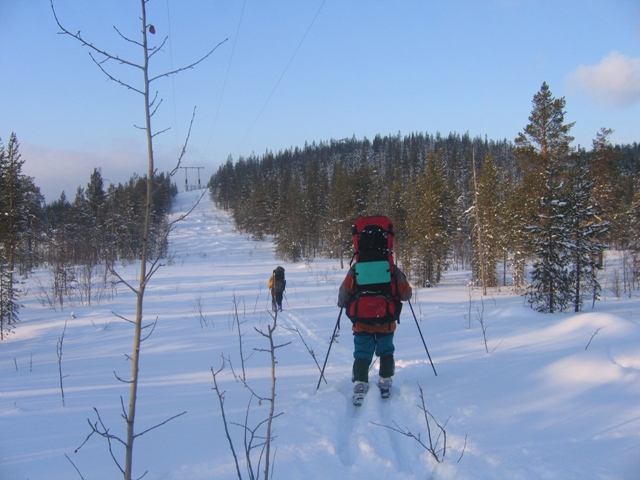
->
[346,216,401,326]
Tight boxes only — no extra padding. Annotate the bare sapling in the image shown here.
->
[51,1,226,478]
[57,321,69,407]
[71,313,186,477]
[621,249,640,297]
[476,296,502,353]
[210,361,243,480]
[253,312,290,480]
[610,268,621,300]
[194,289,210,328]
[465,282,475,329]
[232,294,248,382]
[476,296,489,353]
[254,285,263,314]
[585,327,604,350]
[73,405,186,479]
[210,299,289,479]
[372,383,466,464]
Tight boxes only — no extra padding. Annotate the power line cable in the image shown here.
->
[205,0,247,158]
[165,0,180,148]
[237,0,326,151]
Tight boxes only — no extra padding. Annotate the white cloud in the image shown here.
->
[567,51,640,108]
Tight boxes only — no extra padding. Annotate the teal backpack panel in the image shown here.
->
[355,260,391,285]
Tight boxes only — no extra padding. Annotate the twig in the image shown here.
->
[372,383,456,464]
[210,362,243,480]
[281,325,324,380]
[585,327,604,350]
[57,321,69,407]
[457,435,468,463]
[64,453,86,480]
[232,295,247,382]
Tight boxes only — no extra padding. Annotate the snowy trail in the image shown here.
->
[1,190,640,479]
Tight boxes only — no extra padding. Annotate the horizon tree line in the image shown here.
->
[2,82,640,339]
[209,82,640,313]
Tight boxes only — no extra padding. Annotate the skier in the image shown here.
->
[337,258,412,405]
[268,266,286,312]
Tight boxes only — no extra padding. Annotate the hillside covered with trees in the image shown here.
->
[3,82,640,339]
[209,83,640,312]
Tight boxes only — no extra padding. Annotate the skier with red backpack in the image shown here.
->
[337,216,412,406]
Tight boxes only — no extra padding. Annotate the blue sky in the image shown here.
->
[1,0,639,202]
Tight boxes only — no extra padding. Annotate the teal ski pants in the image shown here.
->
[352,331,395,382]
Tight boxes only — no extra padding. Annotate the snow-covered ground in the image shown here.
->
[2,190,639,479]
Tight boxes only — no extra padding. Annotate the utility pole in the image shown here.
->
[179,166,204,191]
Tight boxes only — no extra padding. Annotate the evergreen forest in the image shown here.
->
[2,82,640,339]
[208,83,640,313]
[0,132,177,337]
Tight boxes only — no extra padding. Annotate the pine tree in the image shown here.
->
[408,150,454,287]
[274,170,303,262]
[627,187,640,274]
[0,133,42,337]
[84,169,106,261]
[326,161,358,265]
[589,128,625,245]
[525,179,572,313]
[514,81,575,231]
[517,82,576,313]
[472,152,501,290]
[565,154,610,311]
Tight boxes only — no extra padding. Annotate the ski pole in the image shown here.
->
[316,308,342,391]
[284,291,290,310]
[408,300,437,376]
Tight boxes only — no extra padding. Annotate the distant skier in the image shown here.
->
[268,266,286,312]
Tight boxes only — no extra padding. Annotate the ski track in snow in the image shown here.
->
[1,190,640,479]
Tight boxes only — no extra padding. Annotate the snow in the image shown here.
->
[2,189,640,479]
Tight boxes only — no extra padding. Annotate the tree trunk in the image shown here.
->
[124,2,153,478]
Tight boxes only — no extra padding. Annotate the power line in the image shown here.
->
[238,0,327,150]
[205,0,248,157]
[179,166,205,191]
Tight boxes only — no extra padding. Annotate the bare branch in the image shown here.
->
[585,327,604,350]
[281,325,325,380]
[88,52,144,95]
[371,420,431,452]
[87,407,126,473]
[74,427,95,454]
[57,321,69,407]
[211,363,243,480]
[151,127,171,138]
[113,370,133,384]
[148,36,169,60]
[149,38,229,83]
[166,106,197,179]
[149,96,164,118]
[111,311,135,324]
[113,25,143,48]
[372,383,455,464]
[51,1,143,72]
[134,411,187,438]
[107,262,139,295]
[64,453,86,480]
[140,317,158,342]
